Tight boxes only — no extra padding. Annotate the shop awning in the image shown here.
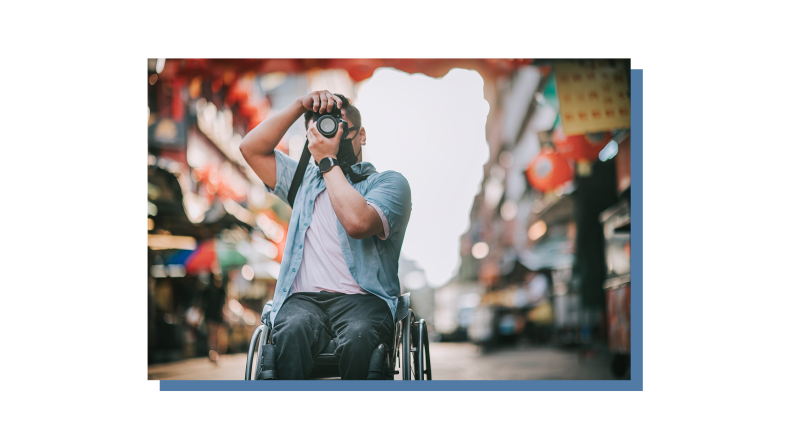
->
[148,164,253,240]
[158,239,248,275]
[157,58,535,84]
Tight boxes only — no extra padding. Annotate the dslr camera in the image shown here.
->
[312,108,350,139]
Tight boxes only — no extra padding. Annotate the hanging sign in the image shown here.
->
[555,60,631,135]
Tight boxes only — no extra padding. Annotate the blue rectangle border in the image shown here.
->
[160,69,644,392]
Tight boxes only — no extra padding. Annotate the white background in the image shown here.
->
[356,67,491,287]
[3,1,791,444]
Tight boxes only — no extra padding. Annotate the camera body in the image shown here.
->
[313,108,349,139]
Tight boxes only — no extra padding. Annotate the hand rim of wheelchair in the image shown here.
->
[396,310,432,380]
[245,306,431,380]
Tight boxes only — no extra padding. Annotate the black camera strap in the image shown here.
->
[286,139,311,208]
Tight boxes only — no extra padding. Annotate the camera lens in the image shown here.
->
[320,118,335,133]
[316,115,338,137]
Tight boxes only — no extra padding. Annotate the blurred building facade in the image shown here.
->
[439,60,632,359]
[147,60,307,363]
[398,257,435,327]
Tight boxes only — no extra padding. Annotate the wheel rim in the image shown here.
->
[412,321,422,380]
[389,319,401,380]
[399,312,433,380]
[422,321,432,380]
[413,319,431,380]
[407,318,432,380]
[401,311,414,380]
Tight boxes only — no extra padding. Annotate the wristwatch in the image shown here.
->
[319,157,341,174]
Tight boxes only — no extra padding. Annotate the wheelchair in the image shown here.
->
[245,293,432,380]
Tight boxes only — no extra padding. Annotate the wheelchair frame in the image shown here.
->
[245,294,432,380]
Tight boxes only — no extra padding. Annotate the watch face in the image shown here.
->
[320,157,336,172]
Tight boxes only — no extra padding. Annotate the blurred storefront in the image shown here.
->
[601,176,631,376]
[443,60,631,358]
[147,59,300,363]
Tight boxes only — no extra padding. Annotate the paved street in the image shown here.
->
[428,342,615,380]
[148,341,616,380]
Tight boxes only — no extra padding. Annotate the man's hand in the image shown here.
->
[306,119,344,162]
[299,90,343,113]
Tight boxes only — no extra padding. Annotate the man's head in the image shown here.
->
[304,93,366,163]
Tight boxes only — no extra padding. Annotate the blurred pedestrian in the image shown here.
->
[204,274,228,363]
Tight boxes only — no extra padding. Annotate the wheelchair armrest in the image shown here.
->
[396,293,410,323]
[260,301,274,327]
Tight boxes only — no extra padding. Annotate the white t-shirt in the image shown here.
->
[289,189,390,295]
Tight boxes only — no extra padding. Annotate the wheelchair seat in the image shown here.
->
[314,339,339,365]
[245,293,431,380]
[320,339,338,355]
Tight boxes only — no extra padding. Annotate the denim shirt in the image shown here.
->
[264,150,411,326]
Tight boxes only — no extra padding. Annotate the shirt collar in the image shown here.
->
[353,161,378,176]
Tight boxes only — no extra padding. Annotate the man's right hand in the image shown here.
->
[300,90,343,114]
[240,94,312,190]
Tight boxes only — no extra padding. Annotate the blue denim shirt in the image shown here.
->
[264,150,411,326]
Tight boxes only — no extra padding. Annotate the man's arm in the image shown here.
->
[323,166,385,239]
[240,91,343,189]
[304,121,384,239]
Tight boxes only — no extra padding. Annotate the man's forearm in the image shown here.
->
[323,166,382,239]
[239,99,305,157]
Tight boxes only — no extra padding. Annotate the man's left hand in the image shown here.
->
[306,120,343,163]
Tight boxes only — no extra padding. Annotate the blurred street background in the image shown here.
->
[147,59,632,380]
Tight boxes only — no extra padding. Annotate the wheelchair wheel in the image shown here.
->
[244,324,270,380]
[398,310,432,380]
[417,319,432,380]
[410,318,431,380]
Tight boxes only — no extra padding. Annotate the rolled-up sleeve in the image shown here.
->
[367,202,390,240]
[363,171,411,239]
[264,150,299,206]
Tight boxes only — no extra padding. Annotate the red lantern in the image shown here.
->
[225,86,249,107]
[171,78,184,122]
[526,150,574,192]
[240,102,259,118]
[211,78,223,93]
[552,127,611,161]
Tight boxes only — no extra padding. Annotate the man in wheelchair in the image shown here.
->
[240,90,411,379]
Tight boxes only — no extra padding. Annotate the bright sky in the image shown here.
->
[355,68,491,288]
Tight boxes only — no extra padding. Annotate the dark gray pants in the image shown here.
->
[272,291,394,380]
